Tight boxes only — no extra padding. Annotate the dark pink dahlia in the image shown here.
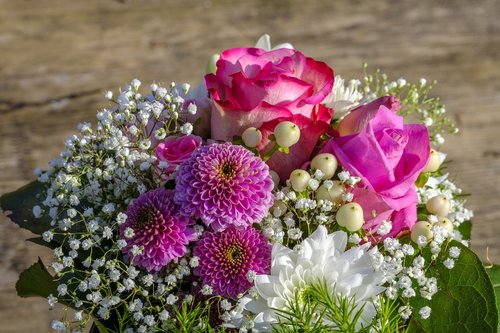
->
[193,227,271,299]
[175,143,274,231]
[120,188,196,272]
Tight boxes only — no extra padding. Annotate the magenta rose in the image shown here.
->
[321,96,430,237]
[155,135,202,175]
[205,47,334,141]
[205,47,334,180]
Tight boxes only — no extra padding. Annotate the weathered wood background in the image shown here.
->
[1,0,499,331]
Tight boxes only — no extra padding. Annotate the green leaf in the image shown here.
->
[457,220,472,242]
[408,241,498,332]
[91,321,112,333]
[0,181,51,235]
[16,258,58,298]
[486,265,500,332]
[27,237,60,249]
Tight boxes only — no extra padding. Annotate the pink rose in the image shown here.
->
[205,47,334,142]
[352,187,417,239]
[205,47,335,180]
[321,96,430,237]
[155,135,202,175]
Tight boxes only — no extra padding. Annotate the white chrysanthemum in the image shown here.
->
[236,226,384,332]
[323,75,363,119]
[255,34,294,51]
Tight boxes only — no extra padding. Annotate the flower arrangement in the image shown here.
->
[1,34,498,333]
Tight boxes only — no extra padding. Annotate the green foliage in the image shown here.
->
[373,297,408,333]
[270,280,397,333]
[486,265,500,332]
[457,220,472,242]
[16,257,58,299]
[407,240,498,333]
[0,181,51,236]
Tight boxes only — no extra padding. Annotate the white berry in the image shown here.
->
[437,217,454,234]
[272,200,287,217]
[269,170,280,189]
[274,121,300,148]
[315,181,344,204]
[336,202,364,232]
[311,153,338,179]
[426,195,450,217]
[289,169,311,192]
[423,149,441,173]
[411,221,433,244]
[241,127,262,147]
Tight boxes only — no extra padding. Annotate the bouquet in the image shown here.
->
[1,34,498,333]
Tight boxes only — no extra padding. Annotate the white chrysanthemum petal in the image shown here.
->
[255,275,279,299]
[236,226,385,331]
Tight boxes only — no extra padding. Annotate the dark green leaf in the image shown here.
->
[16,258,58,298]
[408,241,498,332]
[91,321,111,333]
[486,265,500,332]
[0,181,50,235]
[457,220,472,241]
[27,237,59,249]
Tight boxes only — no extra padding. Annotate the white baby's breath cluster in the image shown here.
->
[33,80,218,332]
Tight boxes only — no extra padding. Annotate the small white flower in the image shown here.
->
[124,227,135,239]
[287,228,303,240]
[159,310,170,321]
[338,170,350,182]
[419,306,431,319]
[449,246,461,258]
[51,320,67,332]
[443,258,455,269]
[201,284,213,296]
[377,220,392,236]
[33,205,42,218]
[399,305,412,320]
[47,294,58,308]
[180,123,193,135]
[57,284,68,296]
[166,294,178,305]
[74,311,83,321]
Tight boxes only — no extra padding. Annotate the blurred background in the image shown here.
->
[0,0,499,331]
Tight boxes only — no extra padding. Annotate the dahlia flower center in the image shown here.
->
[219,161,237,179]
[226,244,245,264]
[135,208,155,227]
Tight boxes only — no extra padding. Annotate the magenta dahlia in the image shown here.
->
[175,143,274,231]
[120,188,196,272]
[193,227,271,299]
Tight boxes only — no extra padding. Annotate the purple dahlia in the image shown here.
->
[194,227,271,299]
[175,143,274,231]
[120,188,195,272]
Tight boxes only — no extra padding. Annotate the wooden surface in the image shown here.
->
[1,0,499,331]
